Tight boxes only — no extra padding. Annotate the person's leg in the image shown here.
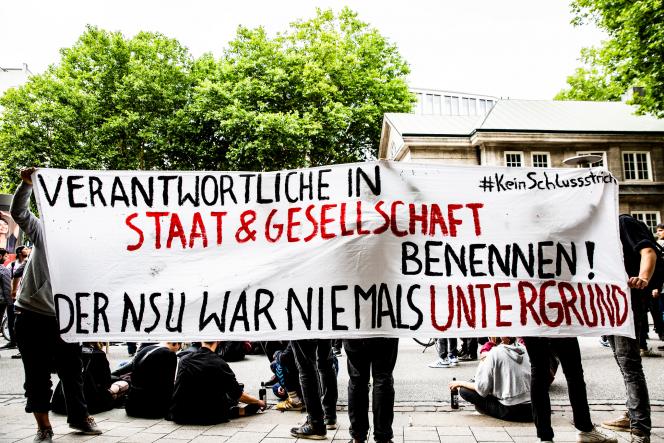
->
[6,303,16,344]
[523,337,554,441]
[371,338,399,443]
[468,338,478,358]
[437,338,448,358]
[448,338,458,357]
[315,339,338,425]
[649,297,664,338]
[54,338,88,424]
[549,338,593,433]
[608,296,651,437]
[344,339,371,442]
[458,387,513,421]
[15,310,57,430]
[291,340,326,433]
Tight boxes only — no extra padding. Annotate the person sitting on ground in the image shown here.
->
[273,342,305,411]
[169,341,266,425]
[115,342,180,419]
[449,337,532,422]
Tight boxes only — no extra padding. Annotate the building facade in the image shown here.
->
[379,99,664,232]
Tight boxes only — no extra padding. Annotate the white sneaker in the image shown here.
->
[577,426,618,443]
[448,355,459,367]
[428,357,450,368]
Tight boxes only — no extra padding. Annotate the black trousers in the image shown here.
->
[459,387,532,422]
[14,308,88,423]
[344,338,399,443]
[291,339,338,428]
[523,337,593,441]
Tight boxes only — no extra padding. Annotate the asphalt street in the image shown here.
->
[1,336,662,404]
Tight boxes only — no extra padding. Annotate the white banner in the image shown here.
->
[33,161,631,341]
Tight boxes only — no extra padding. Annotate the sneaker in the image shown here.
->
[290,422,326,440]
[325,417,337,430]
[0,342,17,350]
[276,398,305,411]
[599,336,610,347]
[34,428,53,443]
[458,354,477,362]
[448,355,459,367]
[11,352,21,359]
[577,426,618,443]
[601,412,630,431]
[630,430,650,443]
[639,348,661,358]
[69,416,102,435]
[428,357,450,368]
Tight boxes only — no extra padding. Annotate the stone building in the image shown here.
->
[379,99,664,232]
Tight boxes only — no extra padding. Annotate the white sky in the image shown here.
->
[0,0,606,100]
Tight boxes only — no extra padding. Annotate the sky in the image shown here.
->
[0,0,606,100]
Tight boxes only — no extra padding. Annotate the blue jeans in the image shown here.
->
[608,292,651,436]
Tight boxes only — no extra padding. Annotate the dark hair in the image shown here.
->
[15,245,25,255]
[0,248,7,256]
[657,223,664,230]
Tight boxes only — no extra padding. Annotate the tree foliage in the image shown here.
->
[556,0,664,116]
[0,8,413,191]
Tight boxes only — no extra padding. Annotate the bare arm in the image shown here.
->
[628,248,657,289]
[448,380,476,392]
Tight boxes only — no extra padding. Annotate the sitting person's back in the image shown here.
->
[169,341,264,425]
[449,337,532,422]
[124,342,179,418]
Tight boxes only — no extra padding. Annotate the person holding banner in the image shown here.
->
[10,168,102,442]
[522,336,617,443]
[601,215,657,443]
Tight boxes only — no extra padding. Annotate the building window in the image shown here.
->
[433,94,441,114]
[424,94,434,114]
[576,151,606,167]
[623,152,651,180]
[504,151,523,167]
[531,152,550,168]
[443,96,452,115]
[632,211,661,234]
[461,98,469,115]
[469,98,477,115]
[451,96,459,115]
[479,99,486,114]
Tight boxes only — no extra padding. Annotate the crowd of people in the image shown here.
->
[1,167,662,443]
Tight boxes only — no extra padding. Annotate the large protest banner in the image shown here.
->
[32,161,630,342]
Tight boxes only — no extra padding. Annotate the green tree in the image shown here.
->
[557,0,664,116]
[554,48,623,101]
[191,7,414,171]
[0,8,414,190]
[0,26,196,191]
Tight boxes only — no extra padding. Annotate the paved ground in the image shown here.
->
[2,336,664,442]
[1,395,664,443]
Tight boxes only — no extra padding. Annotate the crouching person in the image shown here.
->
[169,341,266,425]
[448,337,532,422]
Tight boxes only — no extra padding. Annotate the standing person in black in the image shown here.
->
[343,338,399,443]
[290,339,338,439]
[118,342,180,419]
[601,215,655,443]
